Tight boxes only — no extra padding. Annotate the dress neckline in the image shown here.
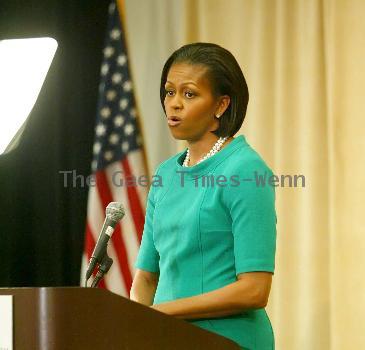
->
[175,135,248,180]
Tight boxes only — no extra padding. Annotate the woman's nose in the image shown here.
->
[170,93,183,109]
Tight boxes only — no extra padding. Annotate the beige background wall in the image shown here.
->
[124,0,365,348]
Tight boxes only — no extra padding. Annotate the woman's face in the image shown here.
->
[164,63,222,142]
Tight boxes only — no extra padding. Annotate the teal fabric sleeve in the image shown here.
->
[225,159,277,275]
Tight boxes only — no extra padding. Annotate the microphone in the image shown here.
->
[85,202,125,281]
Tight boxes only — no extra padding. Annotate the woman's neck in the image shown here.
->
[187,135,233,166]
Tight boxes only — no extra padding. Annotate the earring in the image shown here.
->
[216,114,220,119]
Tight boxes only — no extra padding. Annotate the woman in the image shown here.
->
[130,43,277,350]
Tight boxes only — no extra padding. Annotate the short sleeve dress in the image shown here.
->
[135,135,277,350]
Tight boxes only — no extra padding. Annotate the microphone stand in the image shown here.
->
[91,253,113,288]
[85,253,113,288]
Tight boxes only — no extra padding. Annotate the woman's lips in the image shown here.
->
[167,117,182,126]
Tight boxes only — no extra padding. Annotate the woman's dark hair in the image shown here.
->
[160,42,249,137]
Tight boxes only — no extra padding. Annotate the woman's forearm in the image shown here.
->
[130,270,158,306]
[151,272,272,319]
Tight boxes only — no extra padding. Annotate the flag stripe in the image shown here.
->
[102,230,128,294]
[121,158,144,242]
[128,150,148,205]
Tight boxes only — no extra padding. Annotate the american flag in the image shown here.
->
[81,1,148,296]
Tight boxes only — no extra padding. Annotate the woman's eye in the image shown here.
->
[185,91,195,98]
[165,90,174,96]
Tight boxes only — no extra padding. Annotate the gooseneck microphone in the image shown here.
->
[85,202,125,284]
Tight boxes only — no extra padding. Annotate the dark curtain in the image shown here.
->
[0,1,110,286]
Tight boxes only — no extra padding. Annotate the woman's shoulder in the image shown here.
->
[218,142,276,203]
[221,141,274,176]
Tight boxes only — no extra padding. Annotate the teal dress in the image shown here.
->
[135,135,277,349]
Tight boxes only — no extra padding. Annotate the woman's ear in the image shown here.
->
[215,95,230,117]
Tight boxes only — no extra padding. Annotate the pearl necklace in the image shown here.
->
[183,136,228,167]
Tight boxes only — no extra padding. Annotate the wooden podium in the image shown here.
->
[0,287,240,349]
